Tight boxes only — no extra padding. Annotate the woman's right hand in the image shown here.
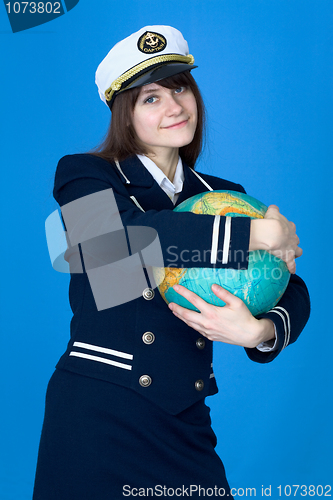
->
[249,205,302,273]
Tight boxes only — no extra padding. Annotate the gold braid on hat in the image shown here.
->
[104,54,195,102]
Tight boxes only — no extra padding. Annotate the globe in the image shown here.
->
[153,190,290,316]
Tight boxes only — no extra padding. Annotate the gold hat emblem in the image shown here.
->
[137,31,167,54]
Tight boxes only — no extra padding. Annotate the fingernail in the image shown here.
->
[173,285,179,291]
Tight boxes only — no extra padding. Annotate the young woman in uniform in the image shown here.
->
[33,25,310,499]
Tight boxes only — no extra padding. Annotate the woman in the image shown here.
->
[33,26,310,499]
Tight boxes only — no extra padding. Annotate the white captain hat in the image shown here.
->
[95,25,197,109]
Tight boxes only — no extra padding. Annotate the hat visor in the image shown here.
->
[121,62,198,92]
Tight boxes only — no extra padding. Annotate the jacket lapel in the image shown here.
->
[117,156,210,212]
[175,165,211,206]
[118,156,174,211]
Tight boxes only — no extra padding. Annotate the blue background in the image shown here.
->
[1,1,332,498]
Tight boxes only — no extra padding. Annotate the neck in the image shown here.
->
[146,148,179,182]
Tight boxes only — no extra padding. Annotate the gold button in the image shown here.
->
[195,379,204,391]
[196,338,205,349]
[142,332,155,345]
[139,375,152,387]
[143,288,154,300]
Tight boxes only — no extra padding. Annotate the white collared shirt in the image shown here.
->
[137,154,184,204]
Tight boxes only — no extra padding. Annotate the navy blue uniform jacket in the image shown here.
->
[53,154,310,415]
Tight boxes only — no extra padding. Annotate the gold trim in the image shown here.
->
[104,54,195,102]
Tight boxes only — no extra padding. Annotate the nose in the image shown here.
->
[165,93,183,116]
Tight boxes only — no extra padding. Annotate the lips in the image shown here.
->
[162,119,189,130]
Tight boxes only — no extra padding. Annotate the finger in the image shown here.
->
[168,300,202,321]
[295,246,303,258]
[172,284,209,312]
[265,204,280,213]
[286,260,296,274]
[211,284,241,307]
[168,302,207,333]
[170,308,207,336]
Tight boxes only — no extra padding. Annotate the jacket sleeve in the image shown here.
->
[245,273,310,363]
[53,154,251,270]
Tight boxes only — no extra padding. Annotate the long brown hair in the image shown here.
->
[91,71,205,169]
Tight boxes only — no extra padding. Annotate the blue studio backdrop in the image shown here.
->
[1,1,332,498]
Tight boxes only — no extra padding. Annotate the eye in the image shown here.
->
[174,86,186,94]
[144,95,158,104]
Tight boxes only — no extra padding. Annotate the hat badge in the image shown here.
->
[137,31,167,54]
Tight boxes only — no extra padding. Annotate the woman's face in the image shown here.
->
[131,83,198,157]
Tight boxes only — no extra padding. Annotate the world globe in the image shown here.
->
[153,190,290,316]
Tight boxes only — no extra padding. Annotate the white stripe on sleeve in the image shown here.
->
[272,306,291,348]
[222,216,231,264]
[210,215,220,264]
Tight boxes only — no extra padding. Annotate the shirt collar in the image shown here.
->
[137,154,184,202]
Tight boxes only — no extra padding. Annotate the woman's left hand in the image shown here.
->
[168,284,275,348]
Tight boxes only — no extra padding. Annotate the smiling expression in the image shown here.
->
[131,83,198,157]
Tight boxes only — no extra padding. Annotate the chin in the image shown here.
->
[172,132,196,148]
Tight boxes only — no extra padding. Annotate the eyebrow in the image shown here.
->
[140,86,161,95]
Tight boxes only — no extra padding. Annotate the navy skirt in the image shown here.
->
[33,369,233,499]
